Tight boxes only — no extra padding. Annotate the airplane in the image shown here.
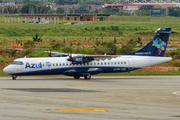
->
[3,27,173,80]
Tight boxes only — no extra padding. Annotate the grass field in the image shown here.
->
[0,15,180,75]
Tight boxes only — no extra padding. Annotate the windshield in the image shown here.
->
[11,61,24,65]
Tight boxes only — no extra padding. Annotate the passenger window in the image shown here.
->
[90,63,92,65]
[111,62,113,65]
[97,62,99,65]
[66,63,68,66]
[104,62,106,65]
[124,61,126,64]
[56,63,58,66]
[94,63,96,65]
[101,62,103,65]
[121,62,123,64]
[118,62,120,64]
[87,63,89,65]
[59,63,61,66]
[114,62,116,65]
[108,62,110,65]
[63,63,65,66]
[43,64,45,66]
[53,63,55,66]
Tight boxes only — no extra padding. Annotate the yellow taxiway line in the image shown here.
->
[42,108,107,112]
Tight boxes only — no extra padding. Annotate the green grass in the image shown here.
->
[0,72,10,76]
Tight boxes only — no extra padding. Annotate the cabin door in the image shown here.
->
[128,57,134,70]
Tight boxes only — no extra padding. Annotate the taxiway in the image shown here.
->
[0,76,180,120]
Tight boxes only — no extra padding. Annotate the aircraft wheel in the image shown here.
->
[12,75,17,80]
[74,76,80,79]
[84,74,91,80]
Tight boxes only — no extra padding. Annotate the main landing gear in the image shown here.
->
[74,76,80,79]
[73,74,91,80]
[12,75,17,80]
[84,74,91,80]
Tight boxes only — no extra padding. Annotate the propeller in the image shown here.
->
[48,49,52,57]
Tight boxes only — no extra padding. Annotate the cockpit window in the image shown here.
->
[11,61,24,65]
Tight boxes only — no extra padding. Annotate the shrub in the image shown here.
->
[119,31,123,36]
[118,45,135,54]
[33,34,41,42]
[62,46,73,53]
[106,42,117,55]
[95,38,100,46]
[101,42,107,46]
[51,42,65,50]
[114,26,119,31]
[173,61,180,67]
[110,26,115,30]
[95,26,100,30]
[101,26,106,31]
[127,39,136,46]
[136,37,142,46]
[24,40,35,48]
[114,37,117,44]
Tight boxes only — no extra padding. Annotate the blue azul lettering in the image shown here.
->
[25,62,42,69]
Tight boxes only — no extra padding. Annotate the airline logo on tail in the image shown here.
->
[152,39,166,55]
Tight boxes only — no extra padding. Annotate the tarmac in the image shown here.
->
[0,76,180,120]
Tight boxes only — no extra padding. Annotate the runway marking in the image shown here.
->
[0,114,52,120]
[73,81,98,84]
[172,91,180,95]
[42,108,107,112]
[130,111,154,114]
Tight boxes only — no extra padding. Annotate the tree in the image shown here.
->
[21,3,37,14]
[55,0,78,5]
[56,7,64,13]
[37,5,51,13]
[47,9,55,13]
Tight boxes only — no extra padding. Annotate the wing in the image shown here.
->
[85,55,119,61]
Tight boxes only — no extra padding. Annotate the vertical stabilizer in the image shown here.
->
[124,27,172,57]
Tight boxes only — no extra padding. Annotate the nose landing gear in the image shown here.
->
[12,75,17,80]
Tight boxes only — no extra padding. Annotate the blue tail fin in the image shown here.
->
[124,27,172,57]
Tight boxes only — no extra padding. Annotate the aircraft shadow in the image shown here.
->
[3,88,102,92]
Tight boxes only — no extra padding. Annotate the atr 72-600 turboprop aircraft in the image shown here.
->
[3,27,173,80]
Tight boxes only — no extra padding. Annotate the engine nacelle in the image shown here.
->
[67,56,94,64]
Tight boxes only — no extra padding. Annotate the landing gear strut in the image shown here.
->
[84,74,91,80]
[74,76,80,79]
[12,75,17,80]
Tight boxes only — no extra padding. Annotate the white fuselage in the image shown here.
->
[3,55,172,76]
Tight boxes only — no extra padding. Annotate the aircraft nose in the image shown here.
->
[3,66,10,74]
